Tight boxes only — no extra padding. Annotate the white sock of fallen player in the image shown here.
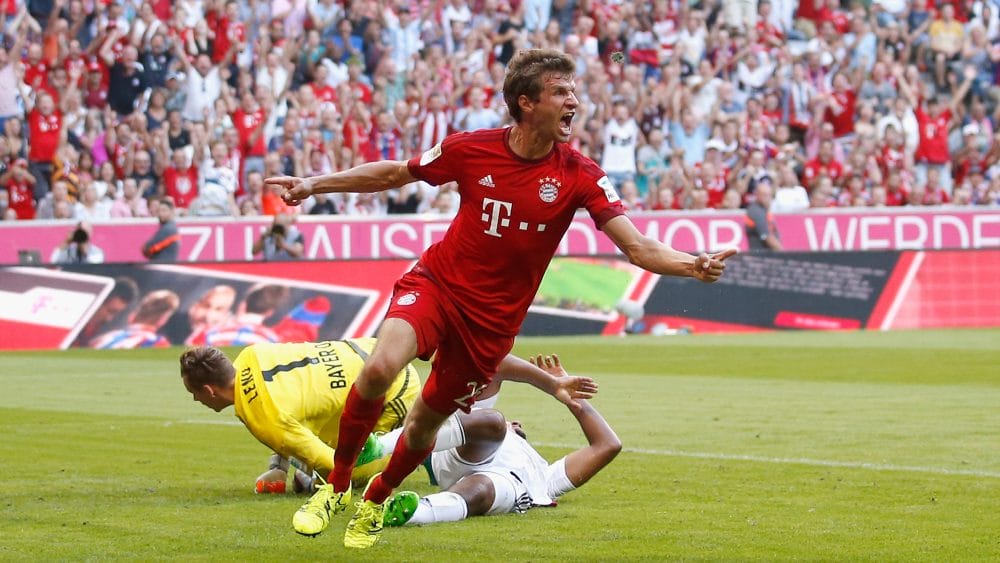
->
[406,491,468,525]
[377,412,465,453]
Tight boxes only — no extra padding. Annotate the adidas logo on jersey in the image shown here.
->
[478,175,495,187]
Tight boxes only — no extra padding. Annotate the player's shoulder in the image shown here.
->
[446,127,507,148]
[556,143,606,180]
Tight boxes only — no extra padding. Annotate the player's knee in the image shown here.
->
[460,408,507,443]
[452,475,494,517]
[401,414,438,449]
[477,409,508,442]
[359,354,403,389]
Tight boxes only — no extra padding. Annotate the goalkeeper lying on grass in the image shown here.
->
[178,339,598,496]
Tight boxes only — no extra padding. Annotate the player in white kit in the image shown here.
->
[380,354,621,525]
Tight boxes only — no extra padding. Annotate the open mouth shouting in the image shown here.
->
[559,112,575,136]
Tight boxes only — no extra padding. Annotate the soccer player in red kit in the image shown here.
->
[265,49,736,549]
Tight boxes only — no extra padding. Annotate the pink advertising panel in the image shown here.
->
[1,209,998,264]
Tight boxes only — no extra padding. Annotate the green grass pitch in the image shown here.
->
[1,330,998,560]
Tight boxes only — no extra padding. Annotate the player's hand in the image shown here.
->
[530,353,567,376]
[531,354,599,408]
[265,175,314,206]
[693,248,738,283]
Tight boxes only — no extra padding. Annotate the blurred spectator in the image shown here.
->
[0,0,993,227]
[36,179,75,220]
[110,178,151,218]
[3,159,37,219]
[50,221,105,264]
[635,129,670,197]
[601,99,640,189]
[896,64,974,194]
[142,196,179,262]
[74,182,112,222]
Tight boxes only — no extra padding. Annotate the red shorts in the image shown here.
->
[385,265,514,415]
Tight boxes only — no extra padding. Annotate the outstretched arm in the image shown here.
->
[265,160,416,205]
[561,399,621,488]
[602,215,737,282]
[482,353,598,408]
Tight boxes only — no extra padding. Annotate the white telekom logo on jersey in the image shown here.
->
[481,198,549,238]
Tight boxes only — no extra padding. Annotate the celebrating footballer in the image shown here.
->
[265,48,736,549]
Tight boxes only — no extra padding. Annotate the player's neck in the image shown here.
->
[508,124,554,161]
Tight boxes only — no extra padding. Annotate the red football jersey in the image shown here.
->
[163,166,200,209]
[915,108,952,164]
[28,109,62,162]
[233,108,267,157]
[406,128,625,335]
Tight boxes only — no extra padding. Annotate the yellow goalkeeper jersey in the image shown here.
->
[232,338,419,473]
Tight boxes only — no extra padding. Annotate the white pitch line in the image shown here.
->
[532,442,1000,479]
[172,420,1000,479]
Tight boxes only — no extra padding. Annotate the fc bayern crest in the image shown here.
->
[396,292,418,306]
[538,177,562,203]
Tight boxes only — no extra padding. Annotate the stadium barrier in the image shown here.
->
[1,249,998,350]
[1,208,998,265]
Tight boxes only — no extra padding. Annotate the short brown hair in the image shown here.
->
[179,347,233,388]
[503,49,576,122]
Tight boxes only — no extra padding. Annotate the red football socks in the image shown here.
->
[328,387,384,492]
[364,436,435,504]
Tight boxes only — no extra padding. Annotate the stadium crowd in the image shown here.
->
[2,0,1000,224]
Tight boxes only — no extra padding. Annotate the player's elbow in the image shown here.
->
[594,433,622,467]
[386,160,413,188]
[621,239,655,270]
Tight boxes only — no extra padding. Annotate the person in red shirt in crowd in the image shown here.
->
[82,60,110,109]
[21,63,80,202]
[796,0,825,23]
[342,103,376,162]
[878,125,910,177]
[952,123,987,187]
[417,92,452,153]
[232,89,269,182]
[345,57,373,106]
[838,174,871,207]
[883,168,911,206]
[163,149,200,212]
[2,158,37,219]
[742,120,779,162]
[693,160,729,208]
[895,64,975,195]
[22,43,48,91]
[755,1,785,50]
[921,166,951,205]
[309,65,339,106]
[803,139,845,189]
[821,69,863,140]
[816,0,851,34]
[266,48,735,549]
[213,0,246,65]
